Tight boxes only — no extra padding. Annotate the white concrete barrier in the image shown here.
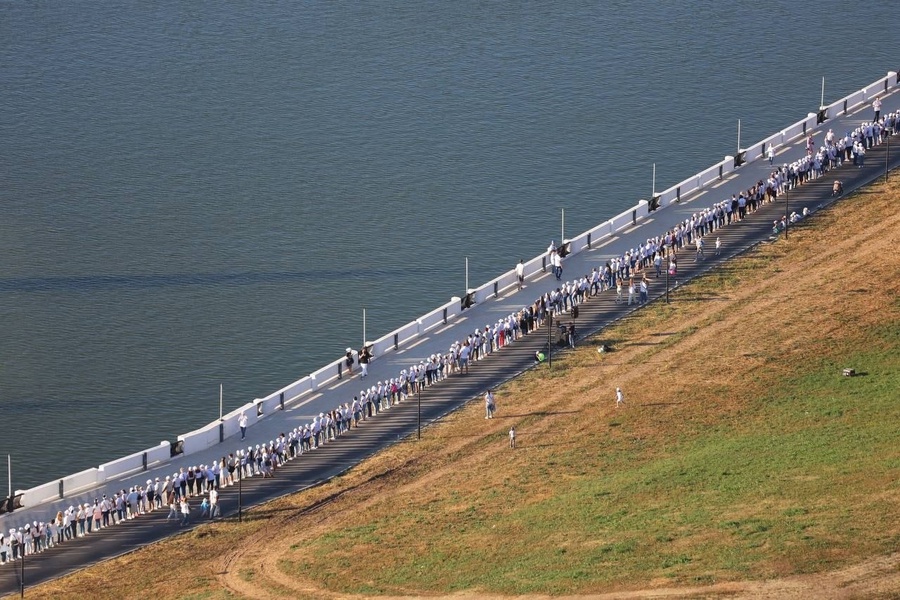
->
[609,209,633,233]
[472,280,494,305]
[658,187,678,207]
[495,270,519,295]
[394,320,420,347]
[441,297,463,321]
[722,155,736,175]
[672,174,700,202]
[145,441,172,467]
[568,231,589,254]
[698,163,721,188]
[98,450,145,482]
[636,199,649,219]
[21,480,61,507]
[280,376,313,403]
[220,406,243,435]
[310,361,341,391]
[781,117,806,143]
[369,331,394,358]
[61,468,99,496]
[804,112,817,133]
[524,255,545,277]
[419,304,448,332]
[864,75,889,99]
[825,97,843,119]
[843,90,866,113]
[177,422,220,457]
[259,392,283,415]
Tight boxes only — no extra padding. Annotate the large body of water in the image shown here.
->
[0,1,895,489]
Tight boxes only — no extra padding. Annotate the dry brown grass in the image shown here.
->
[20,180,900,600]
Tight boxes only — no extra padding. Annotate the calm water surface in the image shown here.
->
[0,0,895,488]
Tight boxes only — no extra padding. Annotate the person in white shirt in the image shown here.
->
[179,497,190,527]
[484,389,495,419]
[239,412,248,440]
[209,488,220,519]
[515,259,525,290]
[616,387,625,408]
[873,97,882,122]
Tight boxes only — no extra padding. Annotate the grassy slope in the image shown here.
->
[22,180,900,600]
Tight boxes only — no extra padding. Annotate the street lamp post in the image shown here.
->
[665,260,670,304]
[238,461,243,523]
[417,384,422,441]
[20,532,25,599]
[547,312,553,370]
[784,183,789,240]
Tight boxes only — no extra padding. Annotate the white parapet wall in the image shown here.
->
[61,467,100,497]
[177,421,221,457]
[98,450,146,482]
[609,208,635,234]
[146,441,172,467]
[419,303,451,333]
[395,319,421,348]
[279,376,313,404]
[20,480,61,508]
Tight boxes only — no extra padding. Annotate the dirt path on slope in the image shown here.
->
[213,186,900,599]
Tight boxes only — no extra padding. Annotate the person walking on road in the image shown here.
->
[358,345,371,378]
[239,412,248,440]
[616,387,625,408]
[873,97,882,122]
[484,389,495,419]
[516,259,525,291]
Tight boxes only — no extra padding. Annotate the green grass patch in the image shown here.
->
[281,312,900,595]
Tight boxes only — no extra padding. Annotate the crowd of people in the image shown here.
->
[2,102,896,569]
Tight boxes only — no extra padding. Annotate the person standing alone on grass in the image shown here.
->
[616,387,625,408]
[484,389,495,419]
[509,426,516,449]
